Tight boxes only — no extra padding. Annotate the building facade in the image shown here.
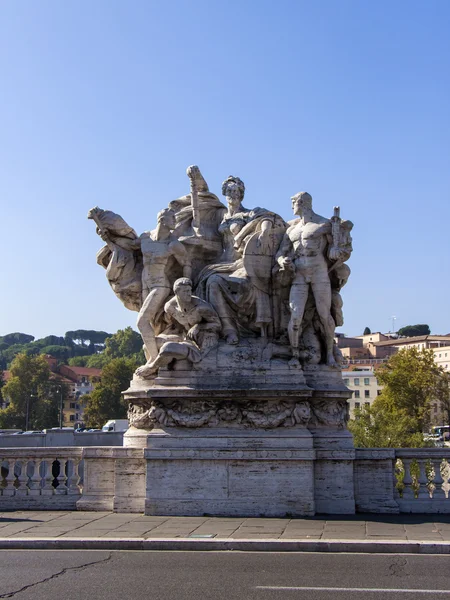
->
[58,365,102,427]
[342,369,383,417]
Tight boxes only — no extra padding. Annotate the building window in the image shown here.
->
[364,390,370,398]
[364,378,370,385]
[354,402,360,409]
[70,403,76,409]
[354,378,360,386]
[354,390,360,398]
[69,415,75,422]
[365,402,370,407]
[343,378,349,385]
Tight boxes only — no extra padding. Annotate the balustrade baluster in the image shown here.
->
[401,458,414,499]
[16,460,29,495]
[55,458,68,494]
[28,459,43,496]
[0,460,6,491]
[431,458,445,499]
[3,459,17,496]
[42,458,55,495]
[393,458,402,499]
[68,459,81,494]
[417,458,430,499]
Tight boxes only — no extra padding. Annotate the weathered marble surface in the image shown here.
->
[89,165,353,392]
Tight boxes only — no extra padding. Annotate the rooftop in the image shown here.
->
[374,335,450,347]
[61,366,102,376]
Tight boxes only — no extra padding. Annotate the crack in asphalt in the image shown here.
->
[0,553,113,598]
[389,556,408,577]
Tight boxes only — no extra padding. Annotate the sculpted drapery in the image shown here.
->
[89,166,352,379]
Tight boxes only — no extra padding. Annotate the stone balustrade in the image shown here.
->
[2,446,450,514]
[394,448,450,513]
[0,448,83,510]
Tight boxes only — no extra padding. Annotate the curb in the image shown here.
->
[1,538,450,554]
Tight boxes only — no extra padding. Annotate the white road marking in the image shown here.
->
[256,586,450,594]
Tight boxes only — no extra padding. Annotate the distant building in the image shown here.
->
[58,365,102,426]
[337,333,450,365]
[433,346,450,373]
[343,368,383,417]
[1,357,102,427]
[373,335,450,353]
[336,332,394,365]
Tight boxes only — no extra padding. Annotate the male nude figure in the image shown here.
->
[135,277,221,378]
[276,192,338,368]
[137,208,191,363]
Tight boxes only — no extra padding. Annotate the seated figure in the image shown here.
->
[135,278,221,379]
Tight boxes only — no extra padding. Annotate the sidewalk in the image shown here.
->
[2,511,450,553]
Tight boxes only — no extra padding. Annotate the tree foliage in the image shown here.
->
[0,329,114,367]
[363,327,371,335]
[83,357,137,427]
[104,327,144,360]
[39,345,72,360]
[397,324,431,337]
[65,330,111,346]
[349,348,450,447]
[0,333,34,346]
[348,404,427,448]
[0,354,62,430]
[68,356,89,367]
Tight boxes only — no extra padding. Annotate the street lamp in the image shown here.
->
[27,393,37,431]
[54,385,64,428]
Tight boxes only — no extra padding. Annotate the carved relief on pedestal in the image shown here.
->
[309,399,349,429]
[128,399,312,430]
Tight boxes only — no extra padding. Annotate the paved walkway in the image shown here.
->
[2,511,450,553]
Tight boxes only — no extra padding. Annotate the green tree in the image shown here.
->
[80,328,145,369]
[86,353,110,368]
[68,356,89,367]
[376,348,446,432]
[0,333,34,346]
[65,330,111,346]
[2,343,28,366]
[348,403,426,448]
[363,327,371,335]
[348,348,449,447]
[83,357,136,428]
[33,383,70,431]
[104,327,144,360]
[397,324,431,337]
[0,369,4,405]
[39,345,72,361]
[0,354,51,430]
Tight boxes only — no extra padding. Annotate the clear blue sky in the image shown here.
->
[1,0,449,340]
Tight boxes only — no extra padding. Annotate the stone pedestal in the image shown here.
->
[143,427,315,517]
[310,430,356,514]
[123,368,355,517]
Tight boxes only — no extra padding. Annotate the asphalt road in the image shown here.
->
[1,551,450,600]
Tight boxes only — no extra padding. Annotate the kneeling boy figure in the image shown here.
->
[135,278,221,378]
